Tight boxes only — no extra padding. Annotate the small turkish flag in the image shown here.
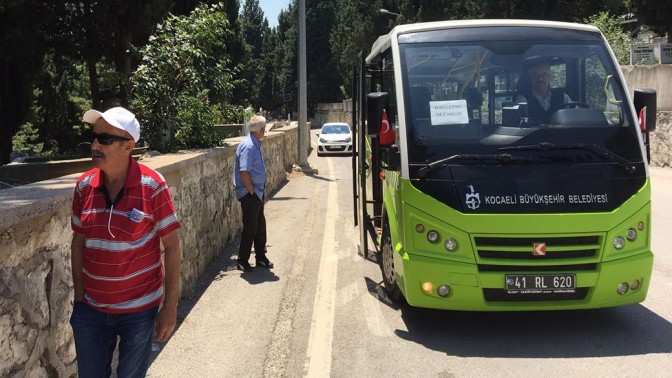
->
[379,109,395,146]
[638,106,646,131]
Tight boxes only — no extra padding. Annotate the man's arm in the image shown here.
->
[71,232,86,301]
[155,229,182,342]
[240,171,255,195]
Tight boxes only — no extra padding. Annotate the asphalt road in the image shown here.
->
[147,139,672,377]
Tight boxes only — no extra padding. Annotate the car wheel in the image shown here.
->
[379,218,403,303]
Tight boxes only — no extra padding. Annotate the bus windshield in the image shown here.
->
[400,36,641,167]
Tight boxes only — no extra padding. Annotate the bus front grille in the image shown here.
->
[474,235,600,261]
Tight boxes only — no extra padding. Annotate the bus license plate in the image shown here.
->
[505,274,576,294]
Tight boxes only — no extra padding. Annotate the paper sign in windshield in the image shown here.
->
[430,100,469,126]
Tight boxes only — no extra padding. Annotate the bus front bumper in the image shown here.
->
[397,251,653,311]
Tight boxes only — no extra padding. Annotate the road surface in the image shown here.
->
[147,138,672,377]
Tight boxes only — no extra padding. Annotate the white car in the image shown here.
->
[316,122,352,156]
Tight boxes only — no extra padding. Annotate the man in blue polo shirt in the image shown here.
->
[233,115,273,272]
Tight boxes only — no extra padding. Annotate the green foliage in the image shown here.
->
[30,54,90,156]
[627,0,671,42]
[219,103,246,124]
[586,12,635,65]
[273,4,298,116]
[12,123,45,157]
[241,0,276,111]
[131,3,241,151]
[0,0,52,164]
[306,0,342,104]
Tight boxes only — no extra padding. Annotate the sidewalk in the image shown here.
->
[147,151,330,377]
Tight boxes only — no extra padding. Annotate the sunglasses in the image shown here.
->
[90,132,132,145]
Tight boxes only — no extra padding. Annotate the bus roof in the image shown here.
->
[366,19,602,63]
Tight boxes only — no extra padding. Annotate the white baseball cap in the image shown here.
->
[83,107,141,142]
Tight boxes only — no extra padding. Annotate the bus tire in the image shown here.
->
[379,219,403,303]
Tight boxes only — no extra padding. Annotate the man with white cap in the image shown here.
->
[70,106,182,376]
[233,115,273,272]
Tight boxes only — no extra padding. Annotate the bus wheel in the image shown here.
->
[379,220,403,302]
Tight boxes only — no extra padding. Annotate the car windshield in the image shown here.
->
[399,28,641,167]
[322,125,350,134]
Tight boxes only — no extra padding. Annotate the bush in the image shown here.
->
[131,3,242,151]
[586,12,636,65]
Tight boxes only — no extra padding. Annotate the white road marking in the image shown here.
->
[304,158,339,377]
[338,280,360,306]
[361,287,393,338]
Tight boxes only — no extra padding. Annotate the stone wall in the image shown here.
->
[621,64,672,110]
[0,125,298,376]
[649,112,672,167]
[312,99,353,128]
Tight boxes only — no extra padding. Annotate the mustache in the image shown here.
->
[92,150,105,159]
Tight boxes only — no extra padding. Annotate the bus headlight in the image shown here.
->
[617,282,629,295]
[444,238,458,252]
[427,230,439,243]
[626,228,637,241]
[437,285,451,297]
[613,236,625,250]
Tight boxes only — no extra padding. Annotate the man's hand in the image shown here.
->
[155,229,182,342]
[154,305,177,342]
[71,233,86,302]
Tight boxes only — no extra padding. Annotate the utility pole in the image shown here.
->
[298,0,308,166]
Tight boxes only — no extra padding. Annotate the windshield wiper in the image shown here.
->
[416,153,536,178]
[498,142,636,174]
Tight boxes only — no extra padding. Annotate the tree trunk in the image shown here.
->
[0,61,27,165]
[87,55,101,110]
[0,128,11,165]
[114,30,133,107]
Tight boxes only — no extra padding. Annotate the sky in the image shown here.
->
[258,0,291,28]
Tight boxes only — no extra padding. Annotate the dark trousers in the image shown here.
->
[238,194,267,262]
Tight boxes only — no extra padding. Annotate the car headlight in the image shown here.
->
[319,138,327,143]
[345,137,351,143]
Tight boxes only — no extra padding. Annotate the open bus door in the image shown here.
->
[352,51,389,259]
[352,52,371,258]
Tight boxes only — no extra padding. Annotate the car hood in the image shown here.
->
[320,133,351,142]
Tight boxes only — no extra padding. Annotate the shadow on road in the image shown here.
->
[148,238,279,364]
[303,172,337,183]
[393,303,672,358]
[239,265,280,285]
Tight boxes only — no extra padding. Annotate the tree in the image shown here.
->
[0,1,51,164]
[104,1,175,106]
[131,3,241,151]
[30,54,90,156]
[306,0,342,105]
[241,0,273,110]
[331,0,396,96]
[586,11,635,64]
[242,0,267,60]
[628,0,672,42]
[274,3,299,117]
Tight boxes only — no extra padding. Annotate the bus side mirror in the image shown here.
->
[366,92,389,135]
[634,88,657,132]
